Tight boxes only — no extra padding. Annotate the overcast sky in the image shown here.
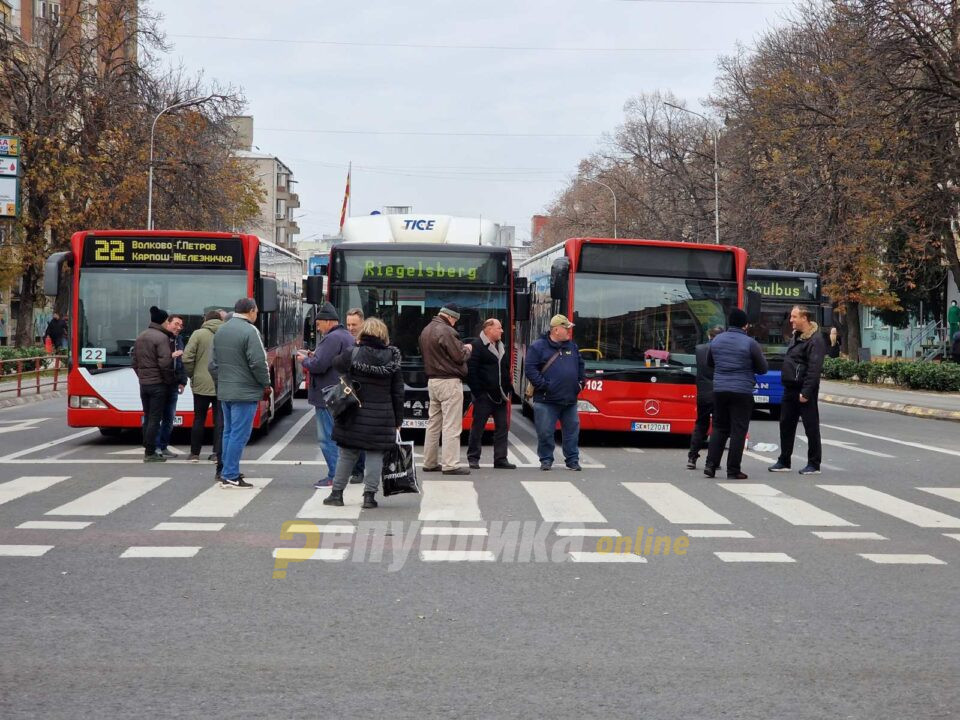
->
[157,0,795,244]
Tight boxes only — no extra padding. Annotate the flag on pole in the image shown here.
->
[339,163,351,231]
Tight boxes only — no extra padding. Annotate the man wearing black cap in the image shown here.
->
[298,302,356,488]
[419,303,472,475]
[703,308,768,479]
[132,306,177,462]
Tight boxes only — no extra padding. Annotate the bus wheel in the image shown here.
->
[98,427,123,437]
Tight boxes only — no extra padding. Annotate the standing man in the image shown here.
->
[344,308,365,483]
[44,313,66,352]
[949,300,960,344]
[769,305,828,475]
[419,303,472,475]
[155,314,186,459]
[525,314,586,472]
[212,298,271,488]
[687,326,723,470]
[132,306,176,463]
[298,302,355,489]
[466,318,516,470]
[184,309,224,467]
[704,309,768,480]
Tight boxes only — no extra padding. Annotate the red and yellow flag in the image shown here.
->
[339,163,351,231]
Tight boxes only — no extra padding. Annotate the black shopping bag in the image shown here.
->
[381,438,419,496]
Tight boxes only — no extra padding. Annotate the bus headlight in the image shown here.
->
[70,395,108,409]
[577,400,599,413]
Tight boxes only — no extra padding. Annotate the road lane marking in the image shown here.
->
[818,485,960,528]
[742,449,843,472]
[297,485,365,519]
[522,481,606,523]
[272,547,350,561]
[419,480,483,522]
[0,476,71,506]
[256,409,314,463]
[171,477,272,518]
[568,551,647,563]
[419,550,496,562]
[821,424,960,458]
[624,447,645,453]
[0,418,49,435]
[0,428,98,462]
[623,482,731,525]
[508,433,541,465]
[0,544,54,556]
[918,487,960,504]
[720,483,856,526]
[45,476,168,516]
[120,546,201,558]
[714,552,795,563]
[797,436,895,458]
[684,529,753,538]
[421,526,489,536]
[554,528,622,537]
[944,534,960,543]
[17,520,91,530]
[152,522,225,532]
[859,554,945,565]
[811,531,886,540]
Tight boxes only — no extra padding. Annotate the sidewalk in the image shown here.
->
[820,379,960,423]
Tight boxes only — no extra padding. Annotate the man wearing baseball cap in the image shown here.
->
[524,314,585,471]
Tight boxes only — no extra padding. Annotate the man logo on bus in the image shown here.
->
[644,400,661,416]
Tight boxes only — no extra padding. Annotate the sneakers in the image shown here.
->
[422,465,442,473]
[143,454,166,463]
[349,474,364,484]
[216,472,243,482]
[727,472,749,480]
[540,462,552,472]
[157,448,176,459]
[493,461,517,470]
[313,477,334,489]
[442,468,470,476]
[188,454,200,463]
[220,477,253,489]
[566,463,582,472]
[768,462,791,472]
[799,464,821,475]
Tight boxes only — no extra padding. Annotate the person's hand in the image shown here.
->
[171,350,183,359]
[799,394,808,403]
[178,384,185,395]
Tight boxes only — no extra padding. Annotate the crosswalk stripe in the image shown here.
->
[819,485,960,528]
[521,481,606,523]
[944,534,960,543]
[421,527,488,536]
[623,483,731,525]
[684,529,753,538]
[568,551,646,563]
[0,544,54,556]
[0,476,71,507]
[418,480,483,522]
[45,476,169,516]
[120,546,201,558]
[171,478,273,518]
[858,553,945,565]
[273,547,350,561]
[812,531,886,540]
[420,550,496,562]
[554,528,622,537]
[153,522,225,532]
[715,552,795,563]
[721,483,856,527]
[17,520,91,530]
[297,485,365,519]
[917,487,960,504]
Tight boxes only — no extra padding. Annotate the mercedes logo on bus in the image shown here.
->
[644,400,661,416]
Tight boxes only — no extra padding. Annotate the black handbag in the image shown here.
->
[321,348,361,419]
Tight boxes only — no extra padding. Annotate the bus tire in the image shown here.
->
[98,427,123,437]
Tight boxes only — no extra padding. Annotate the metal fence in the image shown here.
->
[0,355,66,397]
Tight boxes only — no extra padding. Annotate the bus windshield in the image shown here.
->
[752,304,793,357]
[333,285,508,364]
[573,273,738,369]
[77,268,247,367]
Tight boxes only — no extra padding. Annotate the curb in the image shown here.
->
[0,390,66,410]
[820,393,960,423]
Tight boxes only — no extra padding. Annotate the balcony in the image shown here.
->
[287,192,300,210]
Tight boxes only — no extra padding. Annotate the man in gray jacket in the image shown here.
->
[184,309,224,468]
[211,298,271,488]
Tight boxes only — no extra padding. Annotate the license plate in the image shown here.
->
[632,422,671,432]
[402,418,429,429]
[140,416,184,426]
[754,395,769,404]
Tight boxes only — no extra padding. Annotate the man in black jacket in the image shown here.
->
[770,305,828,475]
[466,318,516,470]
[687,326,722,470]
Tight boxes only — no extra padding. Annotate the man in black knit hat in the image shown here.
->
[132,306,177,462]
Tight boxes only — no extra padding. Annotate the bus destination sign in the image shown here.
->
[82,236,244,269]
[339,251,503,284]
[746,278,816,301]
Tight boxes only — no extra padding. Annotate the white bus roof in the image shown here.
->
[341,214,498,245]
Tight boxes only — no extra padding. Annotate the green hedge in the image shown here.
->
[822,357,960,392]
[0,346,62,375]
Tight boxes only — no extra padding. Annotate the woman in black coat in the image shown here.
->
[323,317,404,509]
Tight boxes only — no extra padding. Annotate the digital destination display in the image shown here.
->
[746,277,817,300]
[81,236,244,269]
[336,251,504,284]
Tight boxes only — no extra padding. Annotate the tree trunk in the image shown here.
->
[844,300,862,359]
[14,265,38,348]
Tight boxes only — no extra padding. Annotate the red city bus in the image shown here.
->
[44,230,303,435]
[512,237,757,435]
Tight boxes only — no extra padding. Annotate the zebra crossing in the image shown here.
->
[1,471,959,567]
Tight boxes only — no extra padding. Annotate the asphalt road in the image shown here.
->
[0,397,958,719]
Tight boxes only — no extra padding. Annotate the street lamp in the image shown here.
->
[582,177,618,239]
[147,95,217,230]
[664,102,720,245]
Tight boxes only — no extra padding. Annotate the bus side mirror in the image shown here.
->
[745,289,761,324]
[305,275,324,305]
[514,290,530,322]
[258,277,279,313]
[44,251,73,296]
[550,257,570,301]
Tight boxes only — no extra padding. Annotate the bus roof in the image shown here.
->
[331,241,510,256]
[341,214,498,244]
[747,268,818,280]
[519,236,745,269]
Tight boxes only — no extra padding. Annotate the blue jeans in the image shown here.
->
[220,401,258,481]
[314,406,339,480]
[533,401,580,466]
[156,386,179,451]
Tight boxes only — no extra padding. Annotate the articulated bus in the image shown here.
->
[44,230,303,435]
[513,237,757,435]
[746,269,826,418]
[314,214,522,429]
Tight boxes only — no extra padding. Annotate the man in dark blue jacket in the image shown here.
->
[298,302,356,488]
[704,308,768,479]
[524,314,586,471]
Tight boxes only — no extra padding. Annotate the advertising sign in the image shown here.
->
[0,176,17,217]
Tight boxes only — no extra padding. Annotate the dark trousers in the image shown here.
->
[191,393,223,458]
[467,392,509,464]
[778,388,821,468]
[688,397,713,461]
[140,383,169,456]
[705,391,754,474]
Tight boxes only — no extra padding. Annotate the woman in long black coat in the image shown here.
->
[323,317,404,509]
